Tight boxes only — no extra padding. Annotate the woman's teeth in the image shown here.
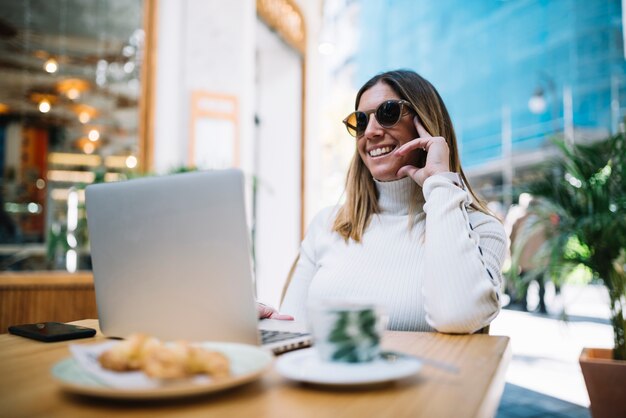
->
[369,146,394,157]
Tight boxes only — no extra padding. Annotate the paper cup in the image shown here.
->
[308,300,385,363]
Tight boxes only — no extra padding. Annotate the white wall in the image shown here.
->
[153,0,256,175]
[254,20,302,307]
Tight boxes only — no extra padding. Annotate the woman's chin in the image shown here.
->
[365,155,418,182]
[371,169,403,182]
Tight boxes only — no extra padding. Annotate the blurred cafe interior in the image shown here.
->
[0,0,322,331]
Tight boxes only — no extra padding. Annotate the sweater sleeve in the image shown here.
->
[421,174,507,333]
[279,208,332,321]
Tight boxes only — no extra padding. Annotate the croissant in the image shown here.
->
[98,334,231,379]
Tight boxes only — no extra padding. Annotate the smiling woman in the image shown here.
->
[0,0,155,271]
[274,69,508,334]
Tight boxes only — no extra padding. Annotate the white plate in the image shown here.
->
[51,342,273,399]
[275,348,422,386]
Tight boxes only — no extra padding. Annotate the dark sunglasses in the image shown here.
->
[342,99,414,137]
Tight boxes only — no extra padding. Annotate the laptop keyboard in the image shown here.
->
[260,329,309,344]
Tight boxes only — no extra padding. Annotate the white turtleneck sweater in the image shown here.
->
[280,174,507,333]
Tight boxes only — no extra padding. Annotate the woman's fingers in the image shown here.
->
[256,302,294,320]
[397,117,451,185]
[397,118,441,156]
[396,137,428,155]
[414,116,432,138]
[269,312,294,320]
[257,303,273,319]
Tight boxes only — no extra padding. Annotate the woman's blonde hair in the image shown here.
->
[333,69,493,242]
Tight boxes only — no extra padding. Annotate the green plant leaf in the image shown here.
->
[512,132,626,359]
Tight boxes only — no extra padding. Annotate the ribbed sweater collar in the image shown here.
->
[374,176,424,215]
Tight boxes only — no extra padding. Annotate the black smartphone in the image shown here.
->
[8,322,96,342]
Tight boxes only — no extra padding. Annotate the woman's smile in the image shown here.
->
[368,144,397,158]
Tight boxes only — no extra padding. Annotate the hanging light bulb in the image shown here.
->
[78,111,91,124]
[66,88,80,100]
[56,78,89,100]
[125,155,138,169]
[88,129,100,142]
[83,142,95,154]
[123,61,135,73]
[73,104,97,124]
[528,87,547,114]
[318,5,336,56]
[38,99,51,113]
[44,57,58,73]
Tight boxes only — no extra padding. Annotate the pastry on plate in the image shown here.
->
[99,334,230,379]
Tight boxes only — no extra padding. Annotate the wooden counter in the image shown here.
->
[0,272,97,332]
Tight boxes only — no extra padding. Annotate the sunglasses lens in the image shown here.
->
[344,112,357,136]
[344,111,369,137]
[376,101,402,127]
[355,112,369,136]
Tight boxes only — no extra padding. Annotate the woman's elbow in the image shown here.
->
[426,296,501,334]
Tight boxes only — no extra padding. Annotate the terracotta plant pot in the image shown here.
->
[579,348,626,418]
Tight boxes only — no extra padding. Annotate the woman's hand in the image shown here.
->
[257,302,294,320]
[396,116,450,186]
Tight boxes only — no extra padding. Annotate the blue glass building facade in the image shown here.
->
[354,0,625,170]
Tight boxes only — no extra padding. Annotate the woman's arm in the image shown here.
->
[395,118,506,333]
[278,251,317,322]
[421,175,507,333]
[279,208,332,322]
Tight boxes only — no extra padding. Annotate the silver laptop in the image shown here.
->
[85,168,310,354]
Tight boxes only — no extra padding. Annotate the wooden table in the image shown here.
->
[0,320,511,418]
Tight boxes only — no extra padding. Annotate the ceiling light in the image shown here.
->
[125,155,138,169]
[79,111,91,124]
[528,95,546,114]
[66,88,80,100]
[88,129,100,142]
[27,202,40,213]
[57,78,90,99]
[72,104,98,123]
[38,99,51,113]
[31,93,56,113]
[528,87,547,114]
[44,58,58,73]
[83,142,95,154]
[122,45,135,57]
[75,137,98,156]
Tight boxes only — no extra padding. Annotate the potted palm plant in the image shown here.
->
[513,131,626,418]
